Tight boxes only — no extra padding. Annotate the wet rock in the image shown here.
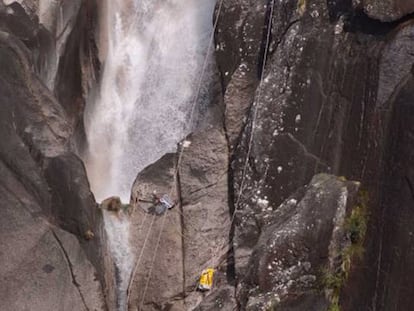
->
[217,0,297,151]
[193,286,236,311]
[35,0,83,90]
[368,74,414,311]
[376,23,414,107]
[0,5,106,310]
[217,0,414,309]
[224,68,257,150]
[0,0,98,153]
[0,197,104,311]
[128,153,184,311]
[355,0,414,22]
[178,127,232,309]
[341,28,414,311]
[54,0,100,152]
[237,174,360,310]
[127,124,232,310]
[45,153,99,236]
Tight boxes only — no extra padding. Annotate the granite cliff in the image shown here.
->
[1,0,414,310]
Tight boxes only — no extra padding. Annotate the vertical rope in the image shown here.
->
[233,0,275,221]
[126,214,155,303]
[135,0,226,308]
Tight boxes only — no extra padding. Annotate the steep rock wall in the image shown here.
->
[216,0,414,309]
[0,2,108,310]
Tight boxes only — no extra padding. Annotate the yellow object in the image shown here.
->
[198,268,215,291]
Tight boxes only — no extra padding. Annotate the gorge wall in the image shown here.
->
[1,0,414,310]
[0,1,108,310]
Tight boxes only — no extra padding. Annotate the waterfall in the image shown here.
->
[84,0,216,202]
[83,1,216,310]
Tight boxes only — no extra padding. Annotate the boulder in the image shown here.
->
[355,0,414,22]
[100,196,123,212]
[237,174,360,310]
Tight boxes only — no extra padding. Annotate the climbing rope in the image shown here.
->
[209,0,276,269]
[126,213,156,302]
[233,0,275,217]
[175,0,225,172]
[130,0,276,307]
[138,211,168,310]
[134,0,226,308]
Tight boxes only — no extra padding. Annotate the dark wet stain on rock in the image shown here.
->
[42,264,55,274]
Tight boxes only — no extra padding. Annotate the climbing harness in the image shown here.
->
[139,193,175,215]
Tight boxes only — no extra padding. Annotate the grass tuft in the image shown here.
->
[323,189,369,311]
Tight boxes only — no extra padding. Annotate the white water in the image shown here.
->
[84,0,216,202]
[83,1,216,310]
[102,210,133,310]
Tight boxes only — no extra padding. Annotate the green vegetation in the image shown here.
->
[297,0,306,16]
[322,271,343,292]
[323,189,369,311]
[328,300,340,311]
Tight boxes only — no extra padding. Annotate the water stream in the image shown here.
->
[84,0,216,202]
[83,0,216,309]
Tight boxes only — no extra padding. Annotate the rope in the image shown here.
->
[210,0,276,269]
[175,0,225,173]
[232,0,275,224]
[131,0,275,306]
[135,0,226,307]
[137,211,148,232]
[127,214,155,302]
[138,211,168,310]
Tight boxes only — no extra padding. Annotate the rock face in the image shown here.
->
[2,0,414,310]
[238,174,360,310]
[215,0,414,310]
[100,0,414,309]
[355,0,414,22]
[127,125,231,310]
[128,153,184,311]
[0,1,107,310]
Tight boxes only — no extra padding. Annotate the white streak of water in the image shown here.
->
[84,0,216,202]
[84,1,216,310]
[103,210,133,310]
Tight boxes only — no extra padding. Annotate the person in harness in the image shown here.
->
[139,193,175,215]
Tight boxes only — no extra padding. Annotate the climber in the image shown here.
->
[197,268,215,291]
[139,193,175,215]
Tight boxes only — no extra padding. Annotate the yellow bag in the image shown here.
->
[198,268,215,291]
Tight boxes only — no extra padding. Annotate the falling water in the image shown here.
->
[83,0,216,310]
[84,0,216,202]
[102,210,133,310]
